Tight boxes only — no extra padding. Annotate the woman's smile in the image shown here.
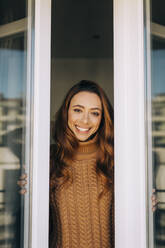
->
[75,125,91,132]
[68,91,102,141]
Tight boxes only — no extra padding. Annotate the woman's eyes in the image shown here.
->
[91,112,100,117]
[73,108,82,113]
[73,109,100,117]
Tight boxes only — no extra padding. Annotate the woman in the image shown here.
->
[49,80,114,248]
[18,79,158,247]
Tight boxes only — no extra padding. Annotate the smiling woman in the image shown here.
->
[49,80,114,248]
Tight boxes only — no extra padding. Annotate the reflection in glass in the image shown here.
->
[0,34,26,247]
[0,0,26,25]
[151,37,165,247]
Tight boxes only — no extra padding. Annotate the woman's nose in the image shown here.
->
[81,112,89,124]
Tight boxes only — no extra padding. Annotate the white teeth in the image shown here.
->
[76,126,89,132]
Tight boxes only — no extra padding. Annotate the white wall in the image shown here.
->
[51,58,113,120]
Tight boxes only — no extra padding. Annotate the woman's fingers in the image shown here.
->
[17,173,28,194]
[152,206,157,212]
[151,189,158,212]
[19,188,27,195]
[19,173,27,180]
[151,197,158,206]
[17,179,27,187]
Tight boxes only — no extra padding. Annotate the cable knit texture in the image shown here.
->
[50,137,114,248]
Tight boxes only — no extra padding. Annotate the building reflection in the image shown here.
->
[0,93,24,248]
[152,94,165,247]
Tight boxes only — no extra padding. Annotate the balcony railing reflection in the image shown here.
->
[152,94,165,247]
[0,93,24,248]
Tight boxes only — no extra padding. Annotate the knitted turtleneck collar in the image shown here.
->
[74,134,99,160]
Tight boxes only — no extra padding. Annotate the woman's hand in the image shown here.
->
[151,189,158,212]
[17,173,27,194]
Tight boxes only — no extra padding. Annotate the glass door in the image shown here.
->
[0,0,51,247]
[0,1,33,247]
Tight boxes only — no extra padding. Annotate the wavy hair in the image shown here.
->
[50,80,114,195]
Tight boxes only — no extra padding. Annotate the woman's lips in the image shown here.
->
[75,125,90,132]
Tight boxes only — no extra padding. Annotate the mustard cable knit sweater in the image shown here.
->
[50,137,114,248]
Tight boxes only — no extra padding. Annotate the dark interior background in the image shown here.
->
[51,0,113,58]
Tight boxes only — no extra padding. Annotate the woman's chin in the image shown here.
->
[75,132,97,142]
[74,133,91,142]
[77,136,90,142]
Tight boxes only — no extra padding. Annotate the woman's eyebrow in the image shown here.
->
[72,105,102,111]
[91,107,102,111]
[72,104,84,108]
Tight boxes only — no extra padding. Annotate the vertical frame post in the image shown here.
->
[30,0,51,247]
[114,0,147,247]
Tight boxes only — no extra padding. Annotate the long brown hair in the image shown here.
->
[50,80,114,194]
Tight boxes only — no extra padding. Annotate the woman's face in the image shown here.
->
[68,91,102,141]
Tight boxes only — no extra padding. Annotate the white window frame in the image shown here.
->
[30,0,158,247]
[31,0,148,247]
[30,0,51,247]
[114,0,147,247]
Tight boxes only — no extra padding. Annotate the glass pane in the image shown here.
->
[146,1,165,247]
[151,36,165,248]
[0,1,32,247]
[0,34,26,248]
[0,0,26,26]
